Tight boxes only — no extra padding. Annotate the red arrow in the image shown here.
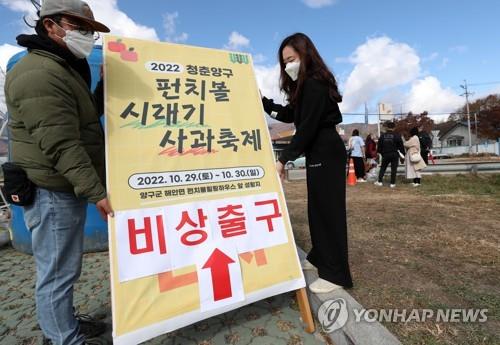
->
[202,248,235,301]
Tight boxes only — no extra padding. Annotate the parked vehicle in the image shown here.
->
[285,156,306,169]
[430,150,452,160]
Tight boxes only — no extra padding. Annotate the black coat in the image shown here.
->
[377,131,405,157]
[262,78,342,164]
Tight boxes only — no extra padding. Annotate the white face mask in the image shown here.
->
[52,20,95,59]
[63,30,95,59]
[285,61,300,81]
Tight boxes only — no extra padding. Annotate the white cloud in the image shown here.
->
[0,44,24,113]
[341,36,421,112]
[302,0,337,8]
[0,0,38,34]
[224,31,250,51]
[252,53,267,64]
[422,52,439,63]
[403,76,464,121]
[0,0,159,41]
[0,1,159,112]
[0,44,23,72]
[85,0,158,40]
[253,63,288,125]
[338,36,465,122]
[253,64,284,105]
[0,0,36,13]
[163,12,188,43]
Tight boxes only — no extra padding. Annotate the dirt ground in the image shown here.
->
[283,174,500,345]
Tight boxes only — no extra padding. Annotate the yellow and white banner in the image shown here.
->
[104,35,305,344]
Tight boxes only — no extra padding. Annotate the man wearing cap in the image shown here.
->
[374,122,405,188]
[5,1,113,344]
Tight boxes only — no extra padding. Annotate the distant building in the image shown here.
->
[268,123,294,160]
[433,121,495,148]
[439,122,470,147]
[430,130,440,148]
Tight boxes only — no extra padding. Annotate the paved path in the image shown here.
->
[0,245,330,345]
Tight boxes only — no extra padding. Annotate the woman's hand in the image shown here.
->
[276,161,285,181]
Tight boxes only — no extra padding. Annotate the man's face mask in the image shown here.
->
[285,61,300,81]
[51,20,95,59]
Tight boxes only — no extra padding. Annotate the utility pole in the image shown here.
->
[364,102,368,125]
[377,103,381,138]
[460,80,473,154]
[474,112,478,153]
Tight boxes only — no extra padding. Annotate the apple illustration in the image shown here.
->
[108,38,126,52]
[121,47,138,62]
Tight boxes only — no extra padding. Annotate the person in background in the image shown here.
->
[374,122,405,188]
[365,133,377,171]
[404,127,427,186]
[261,33,353,293]
[348,129,366,182]
[418,125,432,165]
[4,1,113,344]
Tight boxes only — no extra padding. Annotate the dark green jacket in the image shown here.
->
[5,49,106,203]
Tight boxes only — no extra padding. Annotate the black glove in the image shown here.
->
[261,96,273,115]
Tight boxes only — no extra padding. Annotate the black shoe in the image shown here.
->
[42,314,107,344]
[75,313,107,338]
[42,339,104,345]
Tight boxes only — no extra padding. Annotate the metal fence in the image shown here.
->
[434,141,500,156]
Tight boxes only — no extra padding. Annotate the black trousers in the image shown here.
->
[421,150,429,165]
[378,153,399,184]
[352,156,365,179]
[305,128,353,288]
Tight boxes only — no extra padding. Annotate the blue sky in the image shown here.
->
[1,0,500,123]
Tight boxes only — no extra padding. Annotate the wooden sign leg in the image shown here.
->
[296,288,315,333]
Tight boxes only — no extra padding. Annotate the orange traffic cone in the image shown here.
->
[347,158,357,186]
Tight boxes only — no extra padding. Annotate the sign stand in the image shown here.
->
[104,35,317,343]
[296,287,315,333]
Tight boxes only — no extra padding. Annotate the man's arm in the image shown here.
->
[11,68,106,203]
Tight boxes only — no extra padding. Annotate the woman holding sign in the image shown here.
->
[262,33,353,293]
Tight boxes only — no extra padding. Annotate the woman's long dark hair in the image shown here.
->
[278,33,342,106]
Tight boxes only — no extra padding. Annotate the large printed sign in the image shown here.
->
[104,35,305,344]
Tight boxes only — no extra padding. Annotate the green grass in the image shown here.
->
[417,174,500,200]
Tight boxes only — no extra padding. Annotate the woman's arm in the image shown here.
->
[262,97,294,123]
[278,79,328,164]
